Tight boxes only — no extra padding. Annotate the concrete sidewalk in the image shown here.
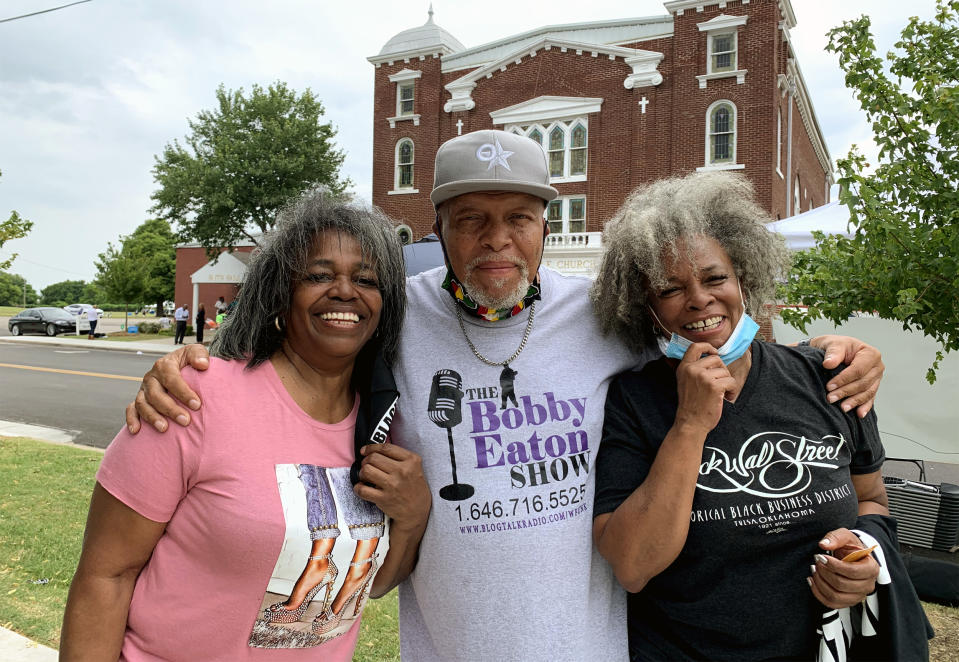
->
[0,334,200,355]
[0,627,57,661]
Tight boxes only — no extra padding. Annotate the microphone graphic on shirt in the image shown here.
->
[428,369,475,501]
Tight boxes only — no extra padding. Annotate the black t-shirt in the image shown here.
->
[594,341,884,661]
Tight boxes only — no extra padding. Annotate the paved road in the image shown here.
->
[0,343,156,448]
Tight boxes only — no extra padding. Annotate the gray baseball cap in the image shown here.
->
[430,129,559,207]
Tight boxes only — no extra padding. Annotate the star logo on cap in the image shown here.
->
[475,139,514,171]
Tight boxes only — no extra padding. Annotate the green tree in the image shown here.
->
[80,281,107,304]
[0,272,38,307]
[95,242,143,322]
[123,219,176,315]
[780,1,959,383]
[0,168,33,272]
[151,81,350,254]
[40,279,87,305]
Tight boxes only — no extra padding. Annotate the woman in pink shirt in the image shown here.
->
[60,194,431,661]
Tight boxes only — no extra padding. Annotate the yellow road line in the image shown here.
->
[0,362,141,382]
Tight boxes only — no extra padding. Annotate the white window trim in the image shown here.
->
[387,114,420,128]
[391,138,416,194]
[508,118,588,183]
[546,195,588,234]
[776,108,784,178]
[707,31,738,74]
[491,96,603,126]
[388,68,422,83]
[389,69,422,120]
[394,224,414,244]
[703,100,741,169]
[696,13,748,88]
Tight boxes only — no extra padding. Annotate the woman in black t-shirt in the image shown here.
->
[589,172,928,661]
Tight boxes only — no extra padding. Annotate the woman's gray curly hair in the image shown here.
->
[212,192,407,369]
[590,171,789,355]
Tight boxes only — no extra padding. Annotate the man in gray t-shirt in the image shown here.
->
[127,130,886,661]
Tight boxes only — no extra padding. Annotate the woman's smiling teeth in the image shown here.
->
[684,316,723,331]
[319,311,360,325]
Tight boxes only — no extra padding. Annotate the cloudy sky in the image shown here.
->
[0,0,938,290]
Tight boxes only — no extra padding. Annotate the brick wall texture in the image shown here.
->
[371,0,830,238]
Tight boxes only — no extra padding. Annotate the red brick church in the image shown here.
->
[369,0,832,273]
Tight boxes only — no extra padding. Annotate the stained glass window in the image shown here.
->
[709,103,735,164]
[397,139,413,188]
[547,200,563,235]
[569,198,586,233]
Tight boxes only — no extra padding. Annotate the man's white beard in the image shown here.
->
[462,255,531,310]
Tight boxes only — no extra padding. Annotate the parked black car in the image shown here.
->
[8,307,86,336]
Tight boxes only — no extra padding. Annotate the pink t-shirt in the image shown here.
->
[97,358,389,661]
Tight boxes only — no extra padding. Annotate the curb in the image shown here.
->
[0,336,175,355]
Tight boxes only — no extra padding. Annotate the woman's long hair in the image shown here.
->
[211,193,407,372]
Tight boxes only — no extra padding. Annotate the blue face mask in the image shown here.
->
[652,283,758,365]
[656,313,758,365]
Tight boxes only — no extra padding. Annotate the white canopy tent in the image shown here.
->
[769,203,958,470]
[765,200,854,250]
[189,252,250,318]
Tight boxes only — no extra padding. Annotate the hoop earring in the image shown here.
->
[274,316,285,333]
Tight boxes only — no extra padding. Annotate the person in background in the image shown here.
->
[195,303,206,344]
[87,305,100,340]
[60,193,430,661]
[215,296,228,316]
[590,171,931,661]
[173,303,189,345]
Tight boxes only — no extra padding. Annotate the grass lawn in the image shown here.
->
[0,437,399,659]
[0,306,25,316]
[102,332,173,342]
[1,436,955,661]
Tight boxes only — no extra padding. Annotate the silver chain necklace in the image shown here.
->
[456,300,536,371]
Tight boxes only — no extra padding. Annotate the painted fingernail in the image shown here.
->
[806,577,813,587]
[188,399,200,410]
[820,538,831,546]
[815,554,830,566]
[827,394,838,403]
[176,414,189,426]
[810,564,817,575]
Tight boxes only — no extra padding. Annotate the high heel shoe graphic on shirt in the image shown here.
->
[312,554,378,635]
[264,554,338,624]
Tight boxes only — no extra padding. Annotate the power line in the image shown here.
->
[0,251,89,278]
[0,0,92,24]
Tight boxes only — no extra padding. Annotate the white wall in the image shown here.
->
[773,316,959,466]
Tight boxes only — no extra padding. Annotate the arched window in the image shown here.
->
[776,109,783,174]
[707,101,736,165]
[570,123,587,176]
[794,175,801,215]
[548,126,565,177]
[395,224,413,245]
[506,120,587,181]
[396,139,414,190]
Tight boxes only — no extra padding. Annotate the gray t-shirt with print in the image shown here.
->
[393,266,649,661]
